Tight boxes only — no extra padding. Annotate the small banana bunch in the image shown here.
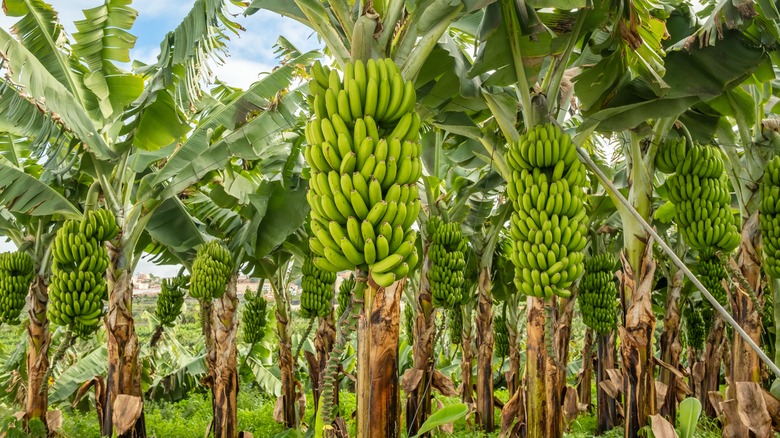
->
[449,307,462,345]
[189,241,232,300]
[427,217,468,308]
[494,312,509,358]
[404,303,415,345]
[0,251,34,325]
[300,256,337,318]
[654,137,686,174]
[337,273,355,317]
[49,209,116,338]
[243,290,268,344]
[506,124,589,299]
[697,248,729,323]
[577,254,618,334]
[665,144,740,251]
[155,275,189,326]
[760,155,780,277]
[305,58,422,288]
[684,302,706,352]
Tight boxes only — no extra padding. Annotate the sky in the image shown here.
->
[0,1,323,276]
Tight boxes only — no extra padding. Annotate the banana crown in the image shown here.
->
[578,253,618,334]
[0,251,35,325]
[300,256,337,319]
[506,124,589,300]
[190,240,233,301]
[760,155,780,278]
[48,215,113,337]
[305,58,423,288]
[243,290,268,344]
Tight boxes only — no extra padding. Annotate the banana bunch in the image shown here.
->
[306,59,422,288]
[49,211,116,337]
[337,273,355,317]
[243,290,268,344]
[760,156,780,277]
[684,303,705,352]
[697,248,728,324]
[0,251,34,324]
[300,256,337,318]
[665,145,740,252]
[577,254,618,334]
[506,124,589,299]
[189,241,232,300]
[494,312,509,358]
[654,137,686,174]
[155,275,189,326]
[427,217,468,308]
[404,303,415,345]
[449,306,462,345]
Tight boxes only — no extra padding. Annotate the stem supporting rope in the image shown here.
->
[576,147,780,378]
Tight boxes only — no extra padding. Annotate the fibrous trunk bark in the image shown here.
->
[475,266,494,432]
[596,333,617,434]
[25,276,49,431]
[526,296,547,438]
[578,328,594,412]
[405,244,436,436]
[310,311,337,414]
[658,269,684,420]
[701,316,724,418]
[356,275,404,437]
[104,245,145,437]
[461,304,474,406]
[619,246,657,438]
[275,284,297,429]
[506,297,522,396]
[207,273,239,438]
[549,297,575,435]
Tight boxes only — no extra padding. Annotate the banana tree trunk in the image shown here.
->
[658,269,684,420]
[596,333,617,434]
[506,296,522,396]
[701,315,724,418]
[475,265,494,432]
[405,244,436,436]
[311,311,337,413]
[618,132,657,438]
[25,276,49,430]
[461,303,474,406]
[356,275,404,437]
[578,328,594,411]
[274,283,297,429]
[104,246,145,438]
[551,297,575,433]
[526,296,548,438]
[208,273,239,438]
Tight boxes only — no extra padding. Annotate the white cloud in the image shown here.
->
[213,57,275,89]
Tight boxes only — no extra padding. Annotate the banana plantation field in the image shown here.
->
[4,0,780,438]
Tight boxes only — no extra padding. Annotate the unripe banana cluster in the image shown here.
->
[305,59,422,288]
[494,313,509,358]
[760,156,780,277]
[684,303,705,352]
[155,275,189,326]
[300,256,337,318]
[665,144,740,252]
[449,307,462,345]
[506,124,589,299]
[189,241,232,300]
[427,217,468,308]
[697,248,728,323]
[49,209,118,337]
[654,137,686,174]
[577,254,618,334]
[243,290,268,344]
[404,303,415,345]
[337,273,355,317]
[0,251,34,324]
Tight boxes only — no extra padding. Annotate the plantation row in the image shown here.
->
[2,1,780,438]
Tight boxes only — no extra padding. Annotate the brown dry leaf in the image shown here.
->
[273,396,284,423]
[649,414,678,438]
[47,410,63,431]
[599,380,620,399]
[238,432,254,438]
[721,399,746,438]
[708,391,724,418]
[500,388,523,438]
[296,382,307,424]
[432,371,458,397]
[656,381,669,411]
[563,386,579,424]
[401,369,423,394]
[606,368,624,390]
[736,382,772,438]
[692,362,705,384]
[435,399,454,434]
[112,394,143,436]
[761,390,780,432]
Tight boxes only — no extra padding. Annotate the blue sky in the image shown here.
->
[0,1,323,275]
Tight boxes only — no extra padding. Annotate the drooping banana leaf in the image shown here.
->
[0,162,82,219]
